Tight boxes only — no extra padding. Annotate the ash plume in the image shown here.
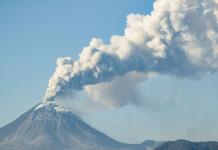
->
[44,0,218,104]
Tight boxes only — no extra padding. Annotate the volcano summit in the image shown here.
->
[0,102,159,150]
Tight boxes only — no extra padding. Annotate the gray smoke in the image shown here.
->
[84,72,152,108]
[44,0,218,104]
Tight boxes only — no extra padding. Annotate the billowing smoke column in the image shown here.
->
[44,0,218,102]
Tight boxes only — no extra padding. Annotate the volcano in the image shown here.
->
[0,103,159,150]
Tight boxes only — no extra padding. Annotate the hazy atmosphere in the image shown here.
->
[1,0,218,144]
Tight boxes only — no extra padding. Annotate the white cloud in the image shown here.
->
[44,0,218,108]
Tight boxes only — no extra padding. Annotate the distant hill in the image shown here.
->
[155,139,218,150]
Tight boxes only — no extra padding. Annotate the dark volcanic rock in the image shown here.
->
[155,139,218,150]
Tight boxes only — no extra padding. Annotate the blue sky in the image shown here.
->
[1,0,218,143]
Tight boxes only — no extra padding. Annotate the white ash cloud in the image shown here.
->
[44,0,218,106]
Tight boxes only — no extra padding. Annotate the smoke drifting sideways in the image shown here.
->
[44,0,218,106]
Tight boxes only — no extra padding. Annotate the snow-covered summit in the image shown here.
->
[34,101,69,112]
[0,101,156,150]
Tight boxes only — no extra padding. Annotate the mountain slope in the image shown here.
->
[154,140,218,150]
[0,102,156,150]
